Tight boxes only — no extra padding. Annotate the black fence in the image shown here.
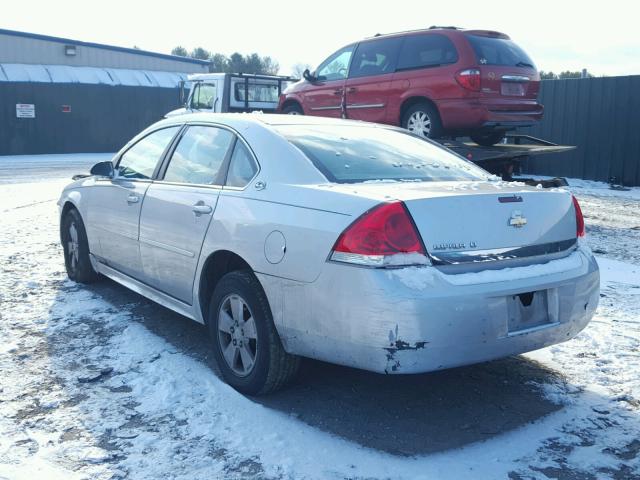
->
[0,82,179,155]
[522,75,640,186]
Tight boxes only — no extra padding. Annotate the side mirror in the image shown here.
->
[90,161,114,178]
[302,68,316,83]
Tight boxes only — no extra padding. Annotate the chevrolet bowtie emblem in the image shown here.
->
[509,210,527,228]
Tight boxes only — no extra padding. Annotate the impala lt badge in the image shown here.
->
[509,210,527,228]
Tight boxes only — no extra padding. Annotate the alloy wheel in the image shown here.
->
[217,294,258,377]
[67,222,79,272]
[407,111,432,137]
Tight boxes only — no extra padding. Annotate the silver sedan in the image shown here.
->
[58,114,600,395]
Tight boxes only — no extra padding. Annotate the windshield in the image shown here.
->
[465,34,535,67]
[275,125,490,183]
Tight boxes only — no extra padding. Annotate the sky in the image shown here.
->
[2,0,638,77]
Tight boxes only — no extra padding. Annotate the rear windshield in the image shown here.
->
[275,125,489,183]
[465,34,535,68]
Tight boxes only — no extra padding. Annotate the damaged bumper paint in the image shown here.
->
[258,247,600,374]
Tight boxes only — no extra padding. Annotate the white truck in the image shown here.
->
[166,72,295,117]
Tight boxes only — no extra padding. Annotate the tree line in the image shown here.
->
[171,46,280,75]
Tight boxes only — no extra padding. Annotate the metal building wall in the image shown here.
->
[0,82,180,155]
[522,75,640,186]
[0,31,208,73]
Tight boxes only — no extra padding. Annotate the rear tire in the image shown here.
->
[402,102,443,139]
[470,131,506,146]
[208,270,300,395]
[61,208,100,283]
[282,103,304,115]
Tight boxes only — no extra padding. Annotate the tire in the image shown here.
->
[470,131,506,146]
[282,103,304,115]
[401,102,443,139]
[60,208,100,283]
[208,270,300,395]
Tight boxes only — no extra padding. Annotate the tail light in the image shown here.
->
[331,202,427,267]
[572,195,585,237]
[455,69,481,91]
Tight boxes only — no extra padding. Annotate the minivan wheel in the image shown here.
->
[282,103,304,115]
[470,131,506,146]
[208,270,300,395]
[60,208,100,283]
[402,103,443,139]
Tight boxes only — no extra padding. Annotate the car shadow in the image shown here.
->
[90,278,564,457]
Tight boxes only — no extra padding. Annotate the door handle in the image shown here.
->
[127,194,139,204]
[347,87,357,93]
[333,89,343,96]
[192,203,213,215]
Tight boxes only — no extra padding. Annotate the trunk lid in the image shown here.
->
[321,181,577,262]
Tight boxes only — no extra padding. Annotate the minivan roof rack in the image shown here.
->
[428,25,461,30]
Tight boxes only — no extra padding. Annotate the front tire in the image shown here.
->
[61,208,100,283]
[402,102,443,139]
[282,103,304,115]
[208,270,300,395]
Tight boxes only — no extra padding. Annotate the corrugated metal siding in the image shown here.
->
[0,33,208,73]
[522,75,640,186]
[0,82,180,155]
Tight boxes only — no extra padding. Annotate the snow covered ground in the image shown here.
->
[0,155,639,479]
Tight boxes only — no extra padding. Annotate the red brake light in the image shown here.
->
[572,195,585,237]
[455,69,481,91]
[331,202,426,266]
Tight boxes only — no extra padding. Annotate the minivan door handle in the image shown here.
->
[192,202,213,215]
[347,87,357,93]
[333,89,343,96]
[126,194,139,204]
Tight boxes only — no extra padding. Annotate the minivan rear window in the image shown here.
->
[275,125,489,183]
[465,34,535,67]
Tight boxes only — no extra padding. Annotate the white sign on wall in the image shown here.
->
[16,104,35,118]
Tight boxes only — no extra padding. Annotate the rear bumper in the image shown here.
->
[261,247,599,374]
[438,98,544,131]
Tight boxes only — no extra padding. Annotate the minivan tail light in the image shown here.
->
[572,195,585,237]
[455,69,481,91]
[331,202,428,267]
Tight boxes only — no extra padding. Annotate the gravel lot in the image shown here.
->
[0,155,639,479]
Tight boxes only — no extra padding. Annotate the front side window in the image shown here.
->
[117,127,180,179]
[190,83,217,110]
[465,34,535,67]
[276,125,489,183]
[349,38,401,78]
[316,46,354,81]
[396,34,458,71]
[163,126,233,185]
[225,141,258,188]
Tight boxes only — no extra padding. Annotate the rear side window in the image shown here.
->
[233,81,279,103]
[396,34,458,71]
[225,141,258,188]
[163,126,233,185]
[465,34,535,67]
[349,37,402,78]
[276,125,489,183]
[117,127,180,179]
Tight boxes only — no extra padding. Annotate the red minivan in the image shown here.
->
[278,27,543,146]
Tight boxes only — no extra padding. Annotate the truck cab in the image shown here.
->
[166,73,295,117]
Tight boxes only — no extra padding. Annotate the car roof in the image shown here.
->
[363,27,510,42]
[157,112,391,130]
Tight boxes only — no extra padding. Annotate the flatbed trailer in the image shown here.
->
[437,134,575,187]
